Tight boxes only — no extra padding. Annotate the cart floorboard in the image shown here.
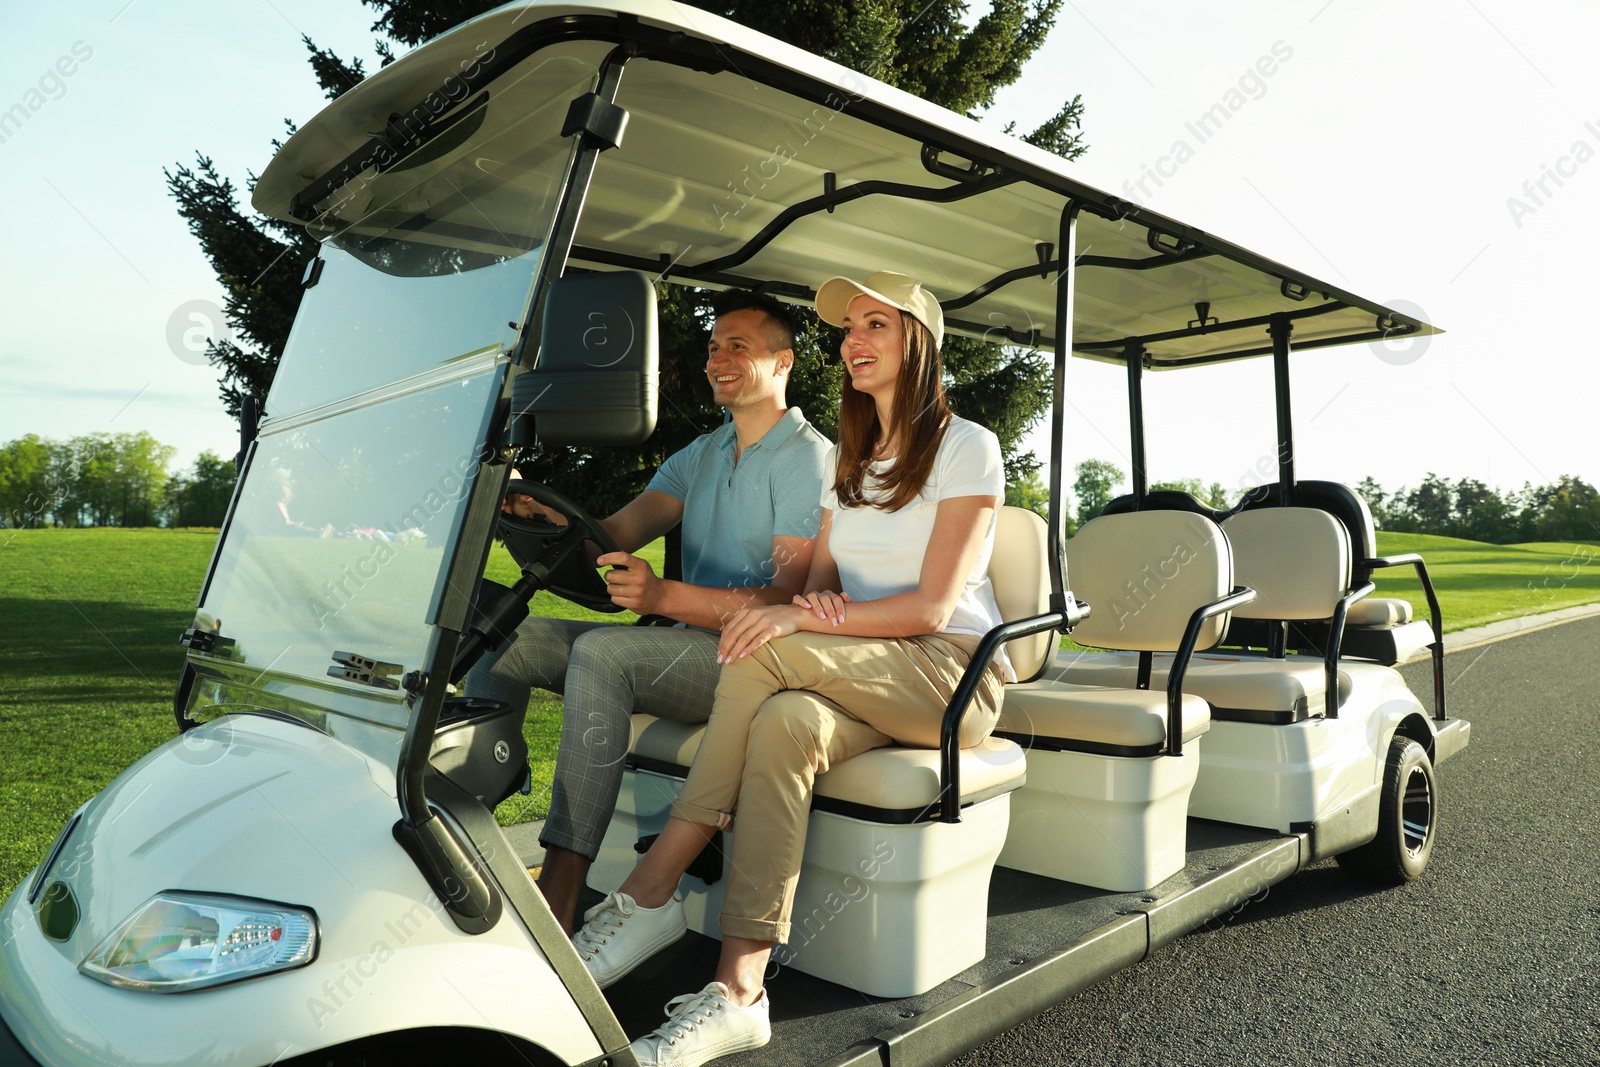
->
[597,820,1304,1067]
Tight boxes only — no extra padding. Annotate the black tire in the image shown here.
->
[1336,736,1437,884]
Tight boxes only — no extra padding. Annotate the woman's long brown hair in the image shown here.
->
[832,312,952,512]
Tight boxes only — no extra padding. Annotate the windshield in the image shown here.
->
[190,358,504,762]
[188,46,605,770]
[267,49,602,419]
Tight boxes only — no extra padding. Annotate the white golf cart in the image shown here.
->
[0,2,1470,1064]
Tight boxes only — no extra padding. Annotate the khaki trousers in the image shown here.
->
[670,630,1006,943]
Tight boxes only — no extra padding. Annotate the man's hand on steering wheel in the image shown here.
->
[497,479,624,612]
[598,552,667,615]
[503,472,568,526]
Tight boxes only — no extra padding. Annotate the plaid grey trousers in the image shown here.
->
[465,617,720,859]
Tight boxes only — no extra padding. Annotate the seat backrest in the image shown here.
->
[1233,480,1378,584]
[1220,507,1351,621]
[988,506,1055,681]
[1066,511,1231,652]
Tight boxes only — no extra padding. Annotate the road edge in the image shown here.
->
[1439,599,1600,656]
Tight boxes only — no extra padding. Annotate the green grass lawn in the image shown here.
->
[1367,533,1600,631]
[1,526,1596,899]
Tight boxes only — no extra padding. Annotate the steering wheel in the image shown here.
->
[497,479,624,613]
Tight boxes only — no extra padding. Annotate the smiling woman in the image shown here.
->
[572,268,1016,1067]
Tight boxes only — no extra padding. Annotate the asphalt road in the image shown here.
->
[951,615,1600,1067]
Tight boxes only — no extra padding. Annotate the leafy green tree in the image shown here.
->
[1390,473,1452,537]
[191,451,240,527]
[169,0,1087,517]
[1451,478,1512,544]
[162,472,192,528]
[164,451,238,528]
[0,435,55,529]
[63,433,176,528]
[1355,476,1388,528]
[61,434,115,527]
[1150,477,1228,509]
[42,439,83,527]
[1005,469,1051,523]
[1072,458,1124,526]
[1526,475,1600,543]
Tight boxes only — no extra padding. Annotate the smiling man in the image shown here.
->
[468,290,831,940]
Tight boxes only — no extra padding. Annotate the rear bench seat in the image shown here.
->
[1055,507,1359,725]
[1230,480,1439,668]
[1057,648,1348,725]
[1057,505,1400,832]
[995,510,1249,892]
[588,507,1050,1000]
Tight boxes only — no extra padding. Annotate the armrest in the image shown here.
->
[1364,554,1444,643]
[936,611,1068,823]
[1164,586,1257,756]
[1321,582,1376,719]
[1364,554,1446,718]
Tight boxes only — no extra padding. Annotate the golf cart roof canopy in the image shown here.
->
[254,0,1439,368]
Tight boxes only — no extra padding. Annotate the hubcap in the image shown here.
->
[1400,766,1433,855]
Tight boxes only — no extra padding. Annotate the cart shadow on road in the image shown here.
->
[1198,857,1392,932]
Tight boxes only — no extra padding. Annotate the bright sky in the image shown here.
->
[2,1,1595,504]
[1000,0,1600,500]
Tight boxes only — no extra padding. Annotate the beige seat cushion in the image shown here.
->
[1347,597,1414,627]
[1052,648,1349,716]
[631,714,707,770]
[998,680,1211,751]
[627,714,1026,812]
[812,736,1025,810]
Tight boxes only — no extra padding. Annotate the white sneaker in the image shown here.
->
[630,981,771,1067]
[572,891,686,989]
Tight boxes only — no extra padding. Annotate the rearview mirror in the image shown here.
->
[510,270,658,446]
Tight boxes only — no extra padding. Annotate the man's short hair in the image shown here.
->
[711,289,798,355]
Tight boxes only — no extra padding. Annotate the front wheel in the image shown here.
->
[1337,736,1437,884]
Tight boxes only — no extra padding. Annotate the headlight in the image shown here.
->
[80,892,317,992]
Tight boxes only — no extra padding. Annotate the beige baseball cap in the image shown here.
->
[815,271,944,346]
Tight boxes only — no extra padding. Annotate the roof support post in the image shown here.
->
[1047,203,1081,613]
[394,47,636,937]
[1125,340,1148,510]
[520,48,633,363]
[1270,312,1294,500]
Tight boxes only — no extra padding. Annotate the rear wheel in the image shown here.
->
[1337,736,1436,883]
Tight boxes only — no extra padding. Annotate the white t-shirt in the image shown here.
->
[822,416,1014,681]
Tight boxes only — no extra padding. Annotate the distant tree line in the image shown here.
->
[1357,473,1600,544]
[1005,461,1600,545]
[12,430,1593,547]
[0,433,236,530]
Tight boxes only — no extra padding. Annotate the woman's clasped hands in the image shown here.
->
[716,590,853,664]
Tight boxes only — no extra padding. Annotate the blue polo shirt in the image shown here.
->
[647,407,830,590]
